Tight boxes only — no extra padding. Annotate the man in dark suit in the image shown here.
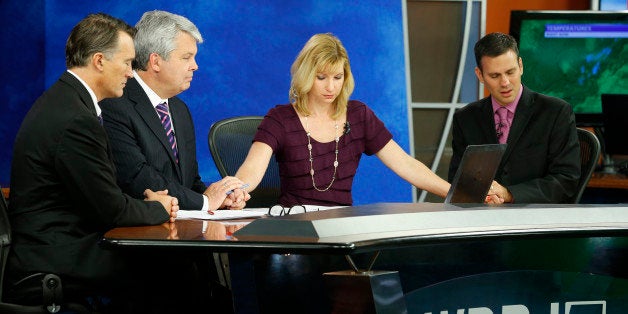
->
[7,13,179,309]
[449,32,580,204]
[101,10,249,212]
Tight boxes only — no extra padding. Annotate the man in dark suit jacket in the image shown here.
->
[449,32,580,204]
[7,13,179,308]
[101,10,249,212]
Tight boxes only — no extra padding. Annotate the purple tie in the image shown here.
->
[495,106,509,144]
[156,102,179,163]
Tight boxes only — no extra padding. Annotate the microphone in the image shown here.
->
[343,122,351,135]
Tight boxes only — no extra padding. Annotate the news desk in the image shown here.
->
[104,203,628,314]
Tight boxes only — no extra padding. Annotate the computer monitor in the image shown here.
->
[598,0,627,11]
[510,10,628,127]
[601,94,628,156]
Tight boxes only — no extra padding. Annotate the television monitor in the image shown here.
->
[510,10,628,126]
[601,93,628,156]
[599,0,627,11]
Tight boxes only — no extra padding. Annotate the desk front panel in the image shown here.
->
[231,236,628,313]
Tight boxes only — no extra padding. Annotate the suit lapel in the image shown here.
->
[127,79,183,180]
[479,98,497,142]
[501,87,534,163]
[61,72,117,167]
[60,72,98,117]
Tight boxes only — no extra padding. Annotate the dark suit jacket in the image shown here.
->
[100,78,206,211]
[449,86,580,203]
[8,72,169,284]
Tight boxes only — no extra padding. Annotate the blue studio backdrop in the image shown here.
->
[0,1,411,204]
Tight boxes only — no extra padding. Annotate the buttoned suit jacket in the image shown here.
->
[8,72,169,284]
[100,78,206,211]
[449,86,580,203]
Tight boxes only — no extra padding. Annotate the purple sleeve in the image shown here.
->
[253,106,285,152]
[357,102,392,155]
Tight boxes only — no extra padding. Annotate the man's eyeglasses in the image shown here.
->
[267,205,320,217]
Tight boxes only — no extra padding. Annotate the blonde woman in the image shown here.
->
[235,33,450,206]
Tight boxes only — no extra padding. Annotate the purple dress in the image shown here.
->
[254,100,392,206]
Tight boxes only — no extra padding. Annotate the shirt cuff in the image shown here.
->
[201,194,210,211]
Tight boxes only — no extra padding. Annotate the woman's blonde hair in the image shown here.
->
[289,33,355,119]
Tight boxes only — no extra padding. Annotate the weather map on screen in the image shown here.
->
[510,11,628,126]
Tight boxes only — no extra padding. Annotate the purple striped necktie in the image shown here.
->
[495,106,510,144]
[156,102,179,163]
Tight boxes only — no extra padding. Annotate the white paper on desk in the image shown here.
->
[177,209,265,220]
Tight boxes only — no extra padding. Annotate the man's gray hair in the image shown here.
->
[133,10,203,70]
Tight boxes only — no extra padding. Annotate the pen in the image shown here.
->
[226,183,250,195]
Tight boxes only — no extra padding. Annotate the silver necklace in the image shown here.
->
[305,116,339,192]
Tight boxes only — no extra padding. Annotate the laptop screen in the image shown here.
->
[445,144,507,204]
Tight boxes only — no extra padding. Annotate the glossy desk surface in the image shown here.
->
[103,203,628,255]
[588,171,628,189]
[587,154,628,189]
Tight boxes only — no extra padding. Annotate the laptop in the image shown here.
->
[445,144,507,204]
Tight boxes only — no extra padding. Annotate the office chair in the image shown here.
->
[571,128,601,204]
[0,186,89,313]
[208,116,281,208]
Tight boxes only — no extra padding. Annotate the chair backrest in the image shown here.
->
[0,188,90,313]
[0,187,91,314]
[572,128,601,204]
[208,116,281,208]
[0,185,11,301]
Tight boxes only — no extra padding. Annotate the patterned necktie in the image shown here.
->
[495,106,510,144]
[97,114,103,126]
[156,102,179,163]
